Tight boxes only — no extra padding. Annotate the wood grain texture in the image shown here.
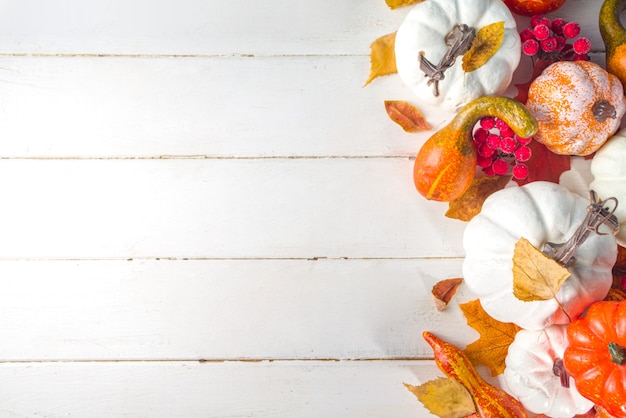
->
[0,258,473,361]
[0,159,465,259]
[0,55,440,158]
[0,360,461,417]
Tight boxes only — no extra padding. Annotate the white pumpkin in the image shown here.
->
[504,325,594,417]
[590,127,626,246]
[462,181,617,330]
[394,0,520,111]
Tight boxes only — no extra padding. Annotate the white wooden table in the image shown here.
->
[0,1,604,416]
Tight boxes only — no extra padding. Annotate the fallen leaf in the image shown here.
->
[384,100,431,132]
[460,299,521,376]
[385,0,424,9]
[446,176,510,221]
[513,140,571,186]
[365,32,397,86]
[405,378,476,418]
[462,21,505,73]
[512,237,571,301]
[432,278,463,311]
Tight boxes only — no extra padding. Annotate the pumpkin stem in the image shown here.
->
[543,190,619,267]
[552,358,570,388]
[419,24,475,97]
[592,100,617,122]
[609,342,626,365]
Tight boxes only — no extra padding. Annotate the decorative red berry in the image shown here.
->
[514,145,532,162]
[479,117,496,130]
[473,127,489,142]
[573,37,591,54]
[541,36,558,53]
[486,134,501,150]
[500,137,518,154]
[512,163,529,180]
[492,159,509,176]
[573,53,590,61]
[516,135,532,145]
[519,28,535,42]
[530,15,550,28]
[562,22,581,39]
[533,24,550,41]
[522,39,539,56]
[477,155,493,168]
[551,18,566,35]
[478,143,496,158]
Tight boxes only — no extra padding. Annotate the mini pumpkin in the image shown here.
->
[504,325,594,417]
[462,181,617,330]
[563,301,626,417]
[525,60,626,156]
[590,127,626,246]
[394,0,520,111]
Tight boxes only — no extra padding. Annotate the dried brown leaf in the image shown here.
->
[512,237,571,302]
[445,176,510,222]
[365,32,397,86]
[405,378,476,418]
[462,21,505,73]
[460,299,521,376]
[385,0,424,9]
[432,278,463,311]
[384,100,430,132]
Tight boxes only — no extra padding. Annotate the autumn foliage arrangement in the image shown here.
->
[366,0,626,416]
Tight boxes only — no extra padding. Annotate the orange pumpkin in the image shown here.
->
[525,60,626,156]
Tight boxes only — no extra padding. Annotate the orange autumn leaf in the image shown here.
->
[384,100,430,132]
[462,21,505,73]
[385,0,424,9]
[365,32,397,86]
[445,176,510,222]
[432,278,463,311]
[405,378,476,418]
[460,299,521,376]
[512,237,571,302]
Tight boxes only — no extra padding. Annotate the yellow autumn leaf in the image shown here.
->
[462,21,505,73]
[405,378,476,418]
[365,32,397,86]
[445,176,510,222]
[385,0,424,9]
[512,237,571,302]
[460,299,521,376]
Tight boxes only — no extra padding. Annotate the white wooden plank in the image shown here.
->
[0,360,468,417]
[0,159,466,259]
[0,258,476,361]
[0,55,440,158]
[0,0,406,56]
[0,0,603,56]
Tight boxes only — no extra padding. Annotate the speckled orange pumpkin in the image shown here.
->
[525,60,626,156]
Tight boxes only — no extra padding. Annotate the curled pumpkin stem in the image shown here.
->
[543,190,619,267]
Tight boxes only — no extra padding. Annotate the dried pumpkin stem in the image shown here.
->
[552,358,570,388]
[592,100,617,122]
[543,190,619,267]
[419,24,475,97]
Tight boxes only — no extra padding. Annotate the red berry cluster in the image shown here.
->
[473,117,532,180]
[520,15,591,61]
